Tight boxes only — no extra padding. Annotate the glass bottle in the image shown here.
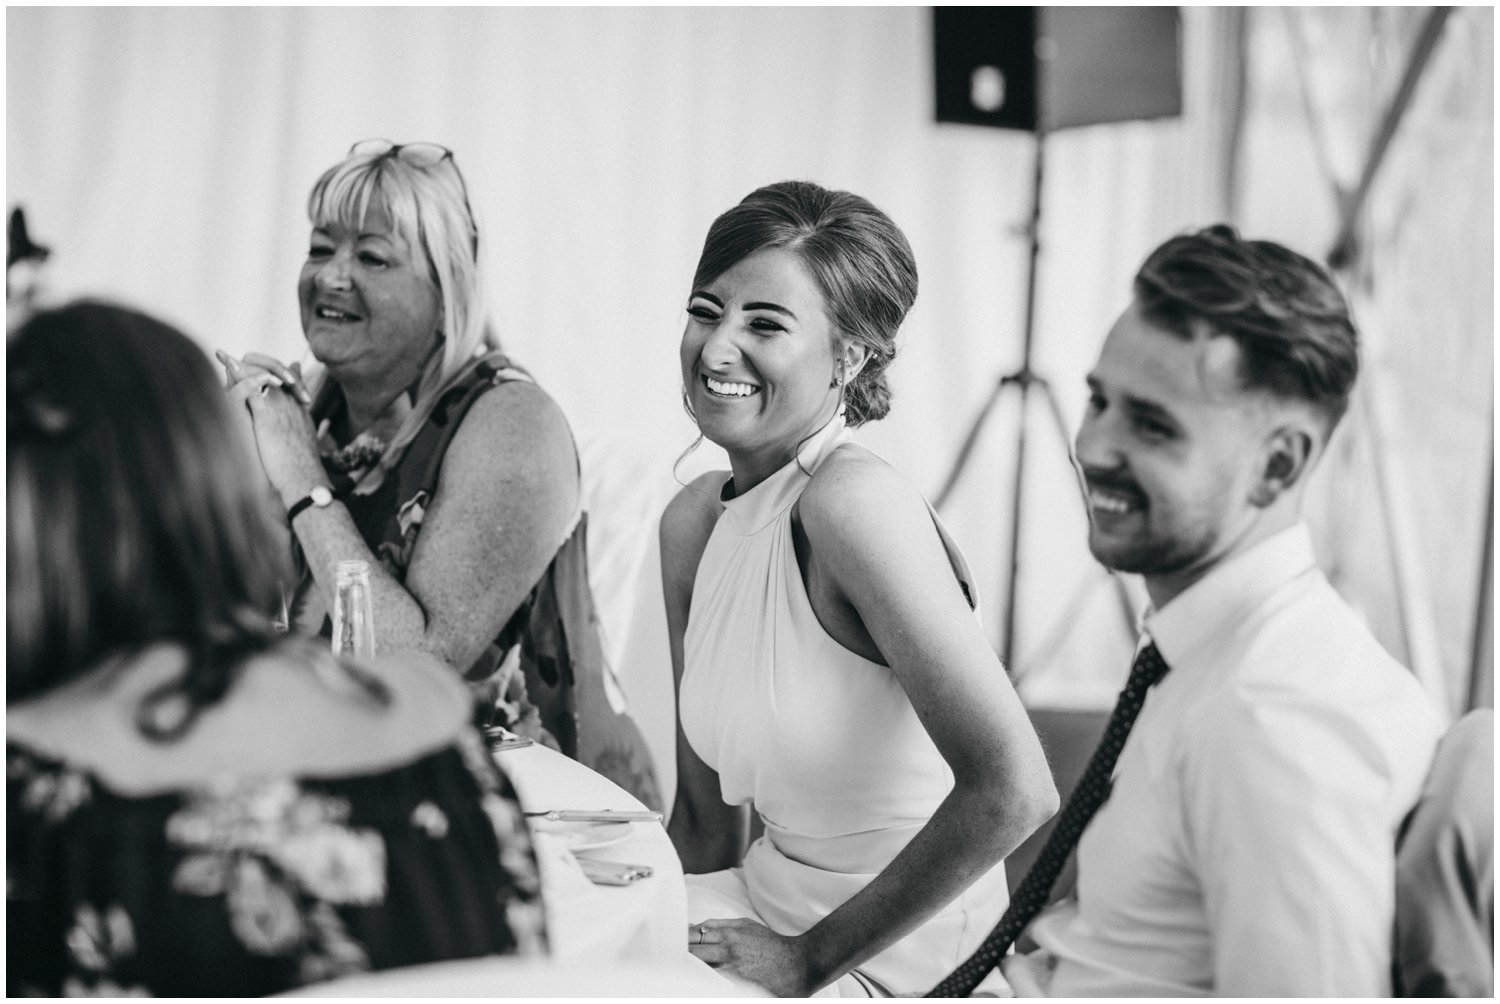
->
[331,559,376,661]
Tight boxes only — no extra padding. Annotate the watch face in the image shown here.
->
[311,486,333,506]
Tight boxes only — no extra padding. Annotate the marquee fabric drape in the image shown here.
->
[1236,6,1494,719]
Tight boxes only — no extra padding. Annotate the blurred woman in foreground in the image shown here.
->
[7,302,546,996]
[217,140,659,807]
[663,181,1057,995]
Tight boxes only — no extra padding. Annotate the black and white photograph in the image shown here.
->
[7,6,1492,997]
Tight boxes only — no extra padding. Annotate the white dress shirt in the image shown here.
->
[1016,522,1443,996]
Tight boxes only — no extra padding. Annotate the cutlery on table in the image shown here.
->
[524,809,663,823]
[576,859,654,885]
[484,726,535,752]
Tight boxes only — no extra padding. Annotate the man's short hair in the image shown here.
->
[1135,224,1359,429]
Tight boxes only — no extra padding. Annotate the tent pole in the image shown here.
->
[1328,7,1453,267]
[1468,448,1494,711]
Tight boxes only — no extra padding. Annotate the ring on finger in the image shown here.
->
[246,374,285,396]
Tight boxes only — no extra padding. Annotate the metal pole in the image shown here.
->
[1328,6,1452,268]
[1000,133,1047,672]
[1468,448,1493,712]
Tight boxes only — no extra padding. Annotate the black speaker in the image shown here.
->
[934,7,1182,133]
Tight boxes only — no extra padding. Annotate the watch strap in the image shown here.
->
[287,486,333,522]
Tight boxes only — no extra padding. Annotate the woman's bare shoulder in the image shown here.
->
[428,372,579,536]
[660,472,727,591]
[799,444,926,538]
[453,377,576,468]
[663,471,727,526]
[6,644,475,796]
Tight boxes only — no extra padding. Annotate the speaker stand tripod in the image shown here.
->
[933,133,1136,675]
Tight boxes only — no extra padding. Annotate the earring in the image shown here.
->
[830,363,844,389]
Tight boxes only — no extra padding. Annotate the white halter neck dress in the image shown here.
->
[680,416,1011,996]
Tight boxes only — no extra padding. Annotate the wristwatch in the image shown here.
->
[287,485,335,523]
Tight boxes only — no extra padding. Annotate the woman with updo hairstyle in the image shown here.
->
[7,301,546,996]
[662,181,1056,995]
[216,140,659,807]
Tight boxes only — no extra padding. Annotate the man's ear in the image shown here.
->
[1249,425,1315,507]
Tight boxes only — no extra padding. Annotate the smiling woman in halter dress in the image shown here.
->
[660,181,1058,997]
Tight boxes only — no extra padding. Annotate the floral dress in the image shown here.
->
[6,728,546,996]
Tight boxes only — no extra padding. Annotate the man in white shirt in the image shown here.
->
[1006,225,1444,995]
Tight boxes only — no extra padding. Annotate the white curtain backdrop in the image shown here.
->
[11,8,1484,794]
[1235,7,1493,719]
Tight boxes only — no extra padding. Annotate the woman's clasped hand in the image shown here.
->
[215,348,324,500]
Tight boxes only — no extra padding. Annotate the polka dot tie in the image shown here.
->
[927,642,1170,997]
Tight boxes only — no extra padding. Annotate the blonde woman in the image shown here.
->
[220,141,659,806]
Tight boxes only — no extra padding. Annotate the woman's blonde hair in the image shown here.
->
[305,144,499,477]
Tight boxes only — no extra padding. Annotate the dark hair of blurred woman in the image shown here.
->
[8,300,290,731]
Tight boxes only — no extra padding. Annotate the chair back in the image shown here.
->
[1393,708,1493,997]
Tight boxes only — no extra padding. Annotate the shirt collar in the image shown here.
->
[1141,522,1319,669]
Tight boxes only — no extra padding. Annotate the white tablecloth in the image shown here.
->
[287,743,764,996]
[284,953,764,997]
[495,742,687,961]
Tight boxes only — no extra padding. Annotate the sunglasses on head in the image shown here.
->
[348,139,479,259]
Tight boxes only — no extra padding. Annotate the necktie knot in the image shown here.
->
[1128,641,1170,691]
